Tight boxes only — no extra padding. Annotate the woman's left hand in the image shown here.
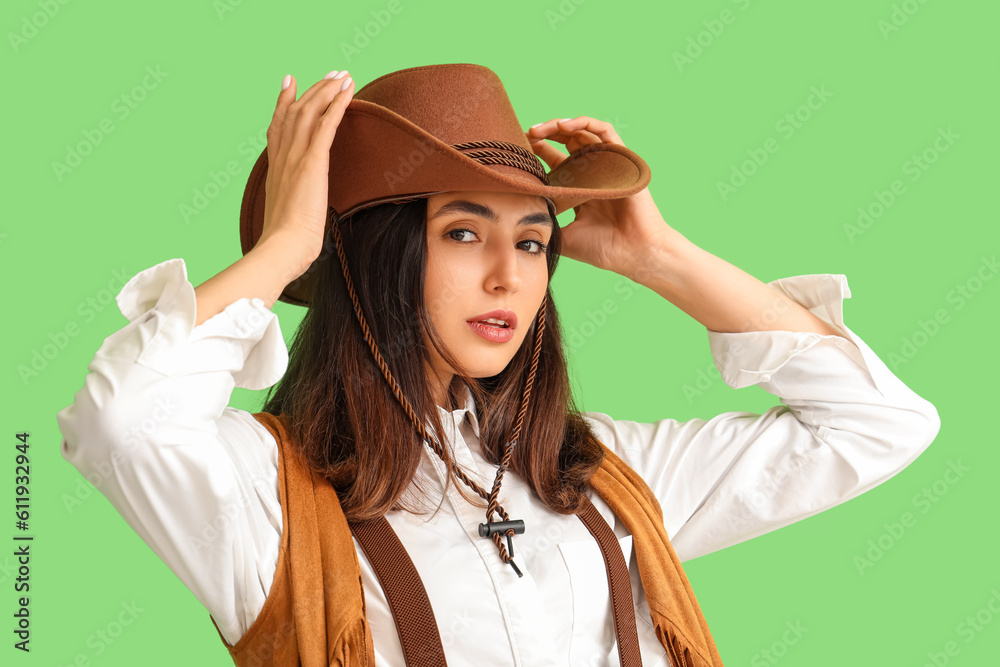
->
[526,117,677,277]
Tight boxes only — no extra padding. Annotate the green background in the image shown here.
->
[4,0,997,664]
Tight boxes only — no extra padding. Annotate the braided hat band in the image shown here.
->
[450,140,551,186]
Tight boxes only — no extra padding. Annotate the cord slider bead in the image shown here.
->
[478,519,525,537]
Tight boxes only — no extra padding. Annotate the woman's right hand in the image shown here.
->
[259,70,355,267]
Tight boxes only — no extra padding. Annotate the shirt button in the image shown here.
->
[759,373,772,383]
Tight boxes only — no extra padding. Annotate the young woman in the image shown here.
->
[57,64,940,666]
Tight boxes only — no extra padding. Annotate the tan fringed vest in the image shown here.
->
[209,412,724,666]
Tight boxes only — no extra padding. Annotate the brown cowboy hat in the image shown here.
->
[239,62,652,307]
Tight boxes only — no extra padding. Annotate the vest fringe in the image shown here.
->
[329,615,372,667]
[655,620,715,667]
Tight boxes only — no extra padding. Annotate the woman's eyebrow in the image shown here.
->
[429,200,553,228]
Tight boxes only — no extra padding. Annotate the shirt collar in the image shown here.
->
[435,381,481,439]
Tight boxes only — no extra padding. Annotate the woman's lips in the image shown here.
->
[467,320,515,343]
[466,309,517,343]
[467,309,517,329]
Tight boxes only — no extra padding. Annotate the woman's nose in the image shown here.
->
[484,244,522,293]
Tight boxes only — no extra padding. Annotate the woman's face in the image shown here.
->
[423,190,554,397]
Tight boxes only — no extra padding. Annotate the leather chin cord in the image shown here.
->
[330,208,544,578]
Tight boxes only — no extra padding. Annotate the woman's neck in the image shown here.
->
[430,372,458,411]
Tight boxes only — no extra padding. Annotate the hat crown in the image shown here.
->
[356,63,532,155]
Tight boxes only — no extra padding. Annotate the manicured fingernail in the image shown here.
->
[323,70,339,80]
[281,74,291,90]
[340,76,353,91]
[333,70,349,80]
[531,122,543,128]
[559,118,571,122]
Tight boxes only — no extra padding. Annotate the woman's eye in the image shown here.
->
[447,229,475,242]
[446,228,548,255]
[519,239,548,255]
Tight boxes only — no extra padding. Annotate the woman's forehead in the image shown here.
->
[426,191,551,219]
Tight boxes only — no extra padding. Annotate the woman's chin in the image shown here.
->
[455,351,519,380]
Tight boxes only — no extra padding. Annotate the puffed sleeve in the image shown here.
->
[55,257,288,646]
[582,273,941,562]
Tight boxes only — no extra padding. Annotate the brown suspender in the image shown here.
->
[577,496,644,667]
[349,514,449,665]
[349,495,643,666]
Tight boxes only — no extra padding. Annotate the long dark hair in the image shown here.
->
[260,197,605,522]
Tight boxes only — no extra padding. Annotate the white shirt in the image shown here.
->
[56,257,940,666]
